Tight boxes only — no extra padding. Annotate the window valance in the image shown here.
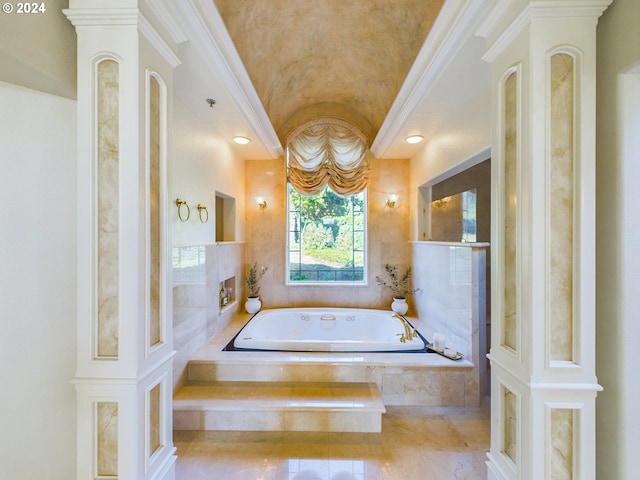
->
[287,119,370,196]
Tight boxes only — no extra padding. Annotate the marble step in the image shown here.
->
[173,381,386,433]
[187,358,375,384]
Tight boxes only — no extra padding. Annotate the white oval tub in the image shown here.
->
[232,307,427,352]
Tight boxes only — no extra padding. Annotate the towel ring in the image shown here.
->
[175,198,190,222]
[197,204,209,224]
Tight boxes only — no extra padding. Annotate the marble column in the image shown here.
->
[477,1,611,478]
[65,2,180,478]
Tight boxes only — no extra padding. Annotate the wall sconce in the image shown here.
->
[386,194,399,208]
[256,197,268,210]
[433,196,450,208]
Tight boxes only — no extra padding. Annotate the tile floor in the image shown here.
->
[174,404,490,480]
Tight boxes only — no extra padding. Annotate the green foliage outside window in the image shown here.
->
[288,184,366,283]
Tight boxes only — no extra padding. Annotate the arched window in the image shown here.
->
[287,118,370,195]
[286,119,369,284]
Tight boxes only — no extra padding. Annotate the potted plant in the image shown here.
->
[245,262,268,314]
[376,264,419,315]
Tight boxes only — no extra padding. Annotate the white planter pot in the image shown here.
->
[391,297,408,315]
[245,296,262,314]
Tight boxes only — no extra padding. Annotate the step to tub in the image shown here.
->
[173,381,386,433]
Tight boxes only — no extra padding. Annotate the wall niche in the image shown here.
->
[218,276,236,314]
[215,191,236,242]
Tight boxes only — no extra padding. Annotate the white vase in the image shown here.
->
[245,296,261,314]
[391,297,408,315]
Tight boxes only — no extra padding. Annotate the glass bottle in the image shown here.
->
[219,282,226,308]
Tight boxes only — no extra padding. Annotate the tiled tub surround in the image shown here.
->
[411,241,489,404]
[245,157,412,311]
[178,312,476,410]
[173,243,245,390]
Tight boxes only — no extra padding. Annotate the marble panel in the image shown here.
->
[213,243,243,284]
[441,371,466,406]
[412,244,481,353]
[97,401,118,476]
[401,370,443,398]
[173,410,201,430]
[381,371,404,396]
[503,70,518,351]
[284,411,382,433]
[503,386,517,464]
[149,75,162,348]
[464,369,481,408]
[205,410,284,431]
[410,242,487,406]
[549,53,574,361]
[149,382,161,456]
[172,245,206,286]
[173,308,207,355]
[97,59,119,358]
[550,408,573,479]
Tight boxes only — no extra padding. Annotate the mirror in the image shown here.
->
[430,189,477,242]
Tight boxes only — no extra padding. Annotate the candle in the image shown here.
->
[433,333,446,352]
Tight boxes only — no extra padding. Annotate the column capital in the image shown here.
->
[478,0,613,62]
[63,7,139,27]
[64,5,180,68]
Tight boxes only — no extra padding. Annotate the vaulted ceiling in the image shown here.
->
[212,0,444,146]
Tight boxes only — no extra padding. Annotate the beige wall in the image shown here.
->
[171,42,248,388]
[596,0,640,477]
[245,158,414,312]
[0,0,76,98]
[0,81,77,479]
[171,45,247,247]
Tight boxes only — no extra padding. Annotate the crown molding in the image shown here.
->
[63,7,139,26]
[478,0,613,62]
[142,0,188,45]
[63,7,181,68]
[138,13,181,68]
[370,0,493,158]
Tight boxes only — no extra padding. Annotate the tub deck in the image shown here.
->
[173,311,480,433]
[179,312,475,390]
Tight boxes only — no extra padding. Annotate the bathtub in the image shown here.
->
[231,307,427,352]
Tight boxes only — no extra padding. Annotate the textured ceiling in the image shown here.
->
[213,0,444,146]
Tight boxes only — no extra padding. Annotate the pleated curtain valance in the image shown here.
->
[287,119,370,196]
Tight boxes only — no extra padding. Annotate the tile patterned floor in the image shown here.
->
[174,404,490,480]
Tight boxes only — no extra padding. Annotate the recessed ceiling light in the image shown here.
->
[232,136,251,145]
[405,135,424,144]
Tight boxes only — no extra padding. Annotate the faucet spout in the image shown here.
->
[392,313,417,342]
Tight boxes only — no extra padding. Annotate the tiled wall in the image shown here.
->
[172,242,245,389]
[244,157,413,311]
[412,241,489,405]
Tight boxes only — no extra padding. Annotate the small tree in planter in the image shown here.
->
[376,264,419,314]
[245,262,268,314]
